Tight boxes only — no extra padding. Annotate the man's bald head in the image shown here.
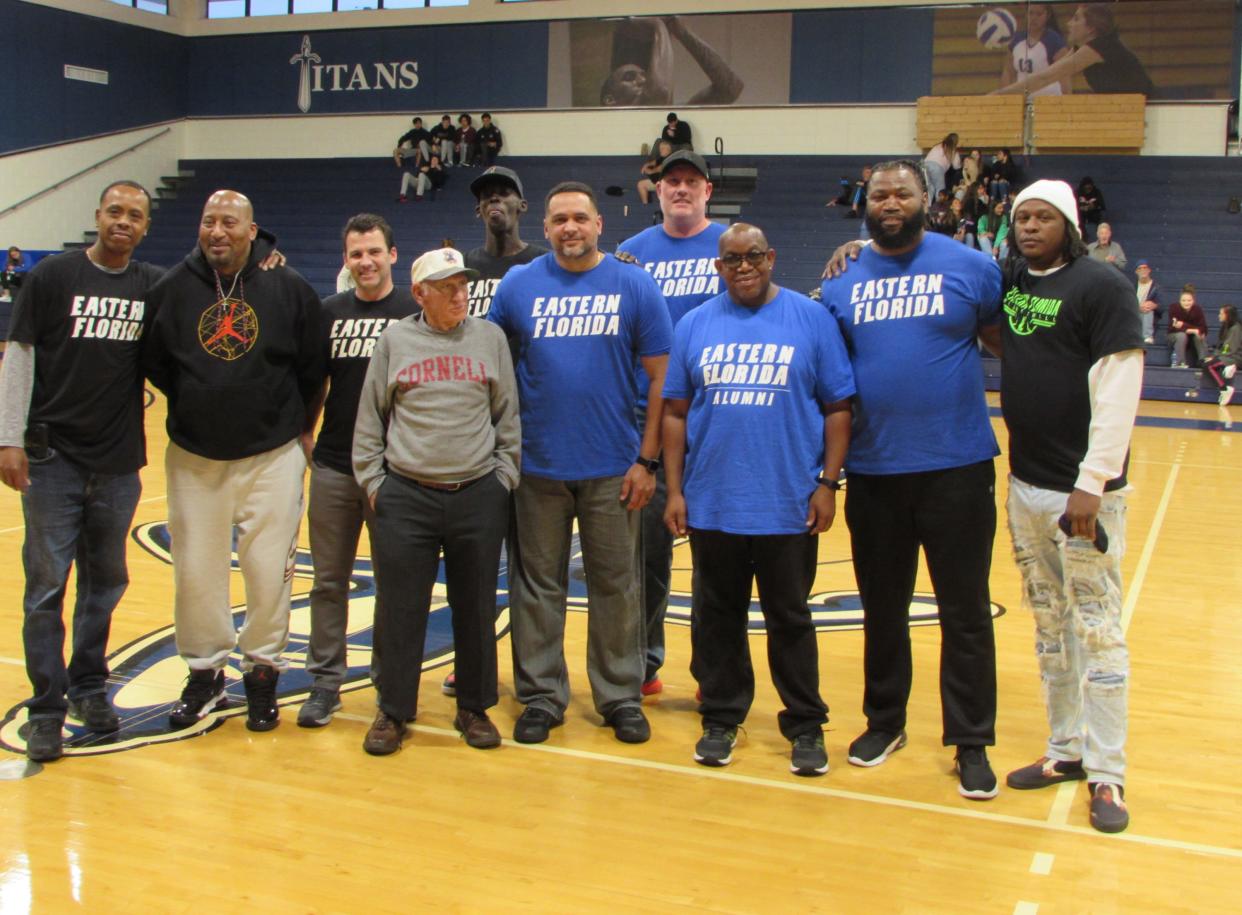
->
[718,223,768,255]
[199,189,258,276]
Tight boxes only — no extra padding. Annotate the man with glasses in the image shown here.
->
[663,223,854,775]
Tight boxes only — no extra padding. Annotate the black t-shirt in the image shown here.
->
[8,250,163,474]
[312,287,417,475]
[398,126,432,147]
[476,125,502,149]
[1000,256,1143,493]
[464,243,548,318]
[1085,30,1155,96]
[431,123,456,143]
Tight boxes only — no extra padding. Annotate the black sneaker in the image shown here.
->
[67,693,119,732]
[441,671,456,697]
[1006,756,1086,790]
[955,746,999,799]
[790,731,829,776]
[243,665,280,732]
[513,706,562,744]
[693,725,738,767]
[606,706,651,744]
[847,728,907,767]
[1089,783,1129,833]
[296,687,341,728]
[25,718,64,762]
[169,669,229,729]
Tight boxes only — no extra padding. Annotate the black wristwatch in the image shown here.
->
[635,456,661,473]
[816,475,842,491]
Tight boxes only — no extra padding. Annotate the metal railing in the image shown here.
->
[0,127,172,221]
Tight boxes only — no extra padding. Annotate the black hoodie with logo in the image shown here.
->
[143,233,325,461]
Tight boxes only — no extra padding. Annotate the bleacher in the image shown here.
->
[131,152,1242,402]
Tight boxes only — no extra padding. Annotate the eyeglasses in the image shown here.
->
[719,249,770,269]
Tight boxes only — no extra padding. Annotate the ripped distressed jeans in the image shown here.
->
[1006,476,1128,787]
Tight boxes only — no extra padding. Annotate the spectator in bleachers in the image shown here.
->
[986,148,1020,202]
[1204,304,1241,406]
[476,113,503,167]
[961,149,983,189]
[1087,222,1126,272]
[393,117,432,168]
[456,114,478,168]
[928,190,955,235]
[1,246,29,300]
[976,200,1011,261]
[1133,261,1163,344]
[660,112,692,151]
[959,182,990,248]
[827,166,871,218]
[994,3,1155,98]
[1000,3,1070,97]
[398,153,447,203]
[431,114,456,166]
[637,139,673,206]
[948,197,971,244]
[1167,283,1208,368]
[923,132,961,201]
[1076,177,1106,229]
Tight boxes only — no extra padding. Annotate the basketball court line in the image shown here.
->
[333,712,1242,863]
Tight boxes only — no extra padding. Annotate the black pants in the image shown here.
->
[371,471,508,721]
[689,529,828,740]
[845,460,997,746]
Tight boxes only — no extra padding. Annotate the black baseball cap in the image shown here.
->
[470,166,524,200]
[659,150,709,180]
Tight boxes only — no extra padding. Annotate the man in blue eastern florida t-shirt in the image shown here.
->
[820,159,1004,800]
[488,180,672,747]
[616,149,726,698]
[663,223,854,777]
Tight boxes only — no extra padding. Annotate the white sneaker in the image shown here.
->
[1220,386,1235,407]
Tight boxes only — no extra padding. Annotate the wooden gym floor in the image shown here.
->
[0,392,1238,914]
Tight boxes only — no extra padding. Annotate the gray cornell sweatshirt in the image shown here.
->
[353,314,520,497]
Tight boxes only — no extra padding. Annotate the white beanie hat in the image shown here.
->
[1012,179,1080,234]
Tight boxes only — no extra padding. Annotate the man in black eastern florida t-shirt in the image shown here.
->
[998,179,1143,835]
[297,214,416,728]
[465,167,548,318]
[0,181,160,762]
[144,189,325,735]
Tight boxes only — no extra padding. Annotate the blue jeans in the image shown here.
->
[21,451,141,720]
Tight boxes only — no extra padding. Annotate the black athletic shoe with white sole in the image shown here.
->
[169,669,229,729]
[955,746,999,800]
[243,665,280,732]
[847,728,907,767]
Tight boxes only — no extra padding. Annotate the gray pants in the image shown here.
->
[306,461,375,690]
[511,473,643,719]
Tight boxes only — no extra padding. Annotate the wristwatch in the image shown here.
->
[635,456,661,473]
[816,475,842,491]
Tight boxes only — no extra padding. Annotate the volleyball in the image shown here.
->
[976,8,1018,50]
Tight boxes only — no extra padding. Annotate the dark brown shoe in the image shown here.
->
[363,710,405,755]
[454,708,501,749]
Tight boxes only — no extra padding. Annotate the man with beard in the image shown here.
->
[819,160,1004,800]
[144,190,324,734]
[617,150,725,696]
[1000,180,1142,833]
[298,214,416,728]
[488,181,671,746]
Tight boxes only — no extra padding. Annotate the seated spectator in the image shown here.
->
[661,112,692,151]
[398,153,446,203]
[961,149,983,187]
[1077,176,1106,228]
[827,166,871,218]
[456,114,478,167]
[1,245,28,300]
[1204,304,1241,405]
[1087,222,1126,272]
[1167,283,1208,368]
[637,139,673,206]
[431,114,456,166]
[476,113,503,166]
[976,200,1011,260]
[957,182,989,248]
[928,190,955,235]
[948,197,975,246]
[1134,260,1163,343]
[986,148,1019,202]
[394,116,432,168]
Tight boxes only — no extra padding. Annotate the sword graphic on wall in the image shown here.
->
[290,35,321,114]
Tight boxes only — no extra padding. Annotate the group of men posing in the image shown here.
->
[1,151,1140,836]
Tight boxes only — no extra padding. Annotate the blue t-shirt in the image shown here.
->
[617,221,727,409]
[489,253,672,480]
[819,233,1002,475]
[663,287,856,535]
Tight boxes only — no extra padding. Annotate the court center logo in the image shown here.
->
[0,527,1003,757]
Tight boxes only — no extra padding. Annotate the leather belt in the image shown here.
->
[410,473,489,492]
